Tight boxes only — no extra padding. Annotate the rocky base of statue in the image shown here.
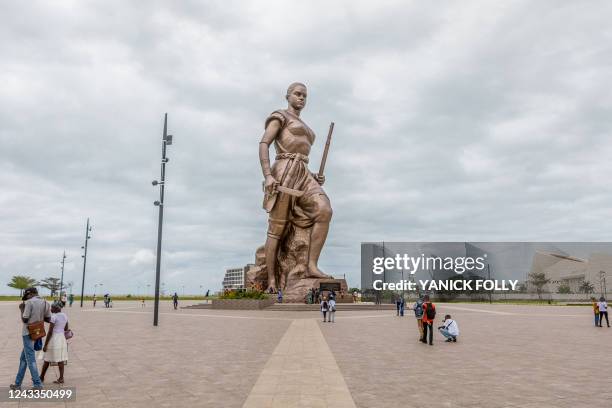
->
[246,223,348,303]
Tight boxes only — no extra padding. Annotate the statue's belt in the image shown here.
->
[275,153,309,163]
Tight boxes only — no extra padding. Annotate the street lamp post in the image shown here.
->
[59,251,66,301]
[152,113,174,326]
[79,218,93,307]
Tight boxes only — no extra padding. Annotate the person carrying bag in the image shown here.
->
[10,287,51,390]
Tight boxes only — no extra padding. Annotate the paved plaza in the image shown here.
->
[0,301,609,407]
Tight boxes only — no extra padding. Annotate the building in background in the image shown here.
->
[530,251,612,295]
[222,264,255,290]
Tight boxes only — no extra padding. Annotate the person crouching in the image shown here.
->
[438,314,459,343]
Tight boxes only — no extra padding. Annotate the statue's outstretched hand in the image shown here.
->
[314,173,325,186]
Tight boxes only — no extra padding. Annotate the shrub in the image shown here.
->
[219,289,268,300]
[557,284,571,294]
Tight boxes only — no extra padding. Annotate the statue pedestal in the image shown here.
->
[283,277,349,303]
[245,224,351,303]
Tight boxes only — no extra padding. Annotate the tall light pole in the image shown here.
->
[152,113,174,327]
[79,218,92,307]
[59,251,66,300]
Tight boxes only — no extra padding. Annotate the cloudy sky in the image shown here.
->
[1,1,611,295]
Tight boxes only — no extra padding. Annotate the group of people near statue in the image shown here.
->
[306,287,344,304]
[404,295,460,345]
[10,287,71,389]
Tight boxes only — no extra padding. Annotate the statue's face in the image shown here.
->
[287,85,307,111]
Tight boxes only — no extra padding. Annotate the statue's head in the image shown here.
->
[286,82,307,111]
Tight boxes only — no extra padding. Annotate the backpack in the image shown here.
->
[414,302,424,318]
[425,303,436,320]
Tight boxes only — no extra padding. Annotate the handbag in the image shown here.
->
[27,321,46,341]
[64,329,74,340]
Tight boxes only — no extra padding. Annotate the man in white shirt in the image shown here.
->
[438,314,459,343]
[598,297,609,327]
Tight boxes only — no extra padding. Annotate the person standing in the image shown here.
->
[598,297,609,327]
[396,295,401,316]
[421,295,436,345]
[277,289,283,303]
[399,296,405,317]
[172,292,179,310]
[328,296,336,323]
[321,296,329,322]
[592,297,600,327]
[411,297,425,341]
[438,314,459,342]
[68,293,74,307]
[11,287,51,390]
[39,302,69,384]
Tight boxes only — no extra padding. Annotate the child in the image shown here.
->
[592,297,600,327]
[321,296,329,322]
[40,302,69,384]
[438,314,459,343]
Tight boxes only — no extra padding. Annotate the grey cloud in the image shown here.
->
[2,1,612,295]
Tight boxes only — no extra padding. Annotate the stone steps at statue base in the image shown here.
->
[264,303,396,311]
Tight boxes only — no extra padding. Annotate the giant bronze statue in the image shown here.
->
[246,83,348,301]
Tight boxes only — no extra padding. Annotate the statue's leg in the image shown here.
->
[305,194,333,278]
[265,194,291,292]
[265,236,279,291]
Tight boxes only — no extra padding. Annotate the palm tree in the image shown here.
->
[579,280,595,295]
[7,275,38,296]
[39,277,62,297]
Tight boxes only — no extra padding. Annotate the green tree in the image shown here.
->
[39,277,61,297]
[579,280,595,295]
[528,272,550,300]
[557,283,571,294]
[7,275,38,296]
